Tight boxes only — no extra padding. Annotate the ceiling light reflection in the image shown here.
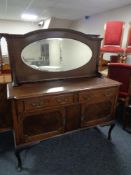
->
[21,14,38,21]
[47,87,64,93]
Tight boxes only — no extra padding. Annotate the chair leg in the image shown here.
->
[99,53,104,71]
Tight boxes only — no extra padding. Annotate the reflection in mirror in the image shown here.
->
[1,37,8,58]
[21,38,92,72]
[0,37,10,73]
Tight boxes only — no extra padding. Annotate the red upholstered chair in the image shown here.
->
[124,22,131,61]
[108,63,131,129]
[100,21,125,70]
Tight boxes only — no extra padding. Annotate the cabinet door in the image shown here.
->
[22,108,66,143]
[79,87,118,127]
[13,93,75,145]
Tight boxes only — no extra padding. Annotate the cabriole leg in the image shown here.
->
[15,148,22,171]
[108,123,115,140]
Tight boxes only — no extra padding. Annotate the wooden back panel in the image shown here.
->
[1,29,102,86]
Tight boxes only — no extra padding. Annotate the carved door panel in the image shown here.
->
[79,87,118,127]
[22,108,66,143]
[81,100,114,127]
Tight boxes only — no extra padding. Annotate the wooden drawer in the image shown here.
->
[79,87,117,104]
[23,93,75,112]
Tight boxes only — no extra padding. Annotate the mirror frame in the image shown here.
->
[1,29,102,86]
[21,38,93,72]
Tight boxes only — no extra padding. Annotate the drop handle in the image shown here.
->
[83,96,90,101]
[56,98,68,103]
[31,102,42,107]
[104,93,111,97]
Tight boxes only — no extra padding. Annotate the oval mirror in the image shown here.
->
[21,38,92,72]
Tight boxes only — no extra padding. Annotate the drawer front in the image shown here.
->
[23,94,75,112]
[79,87,117,104]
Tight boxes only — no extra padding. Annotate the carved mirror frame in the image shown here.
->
[1,29,102,86]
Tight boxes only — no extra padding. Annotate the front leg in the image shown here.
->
[15,148,22,171]
[108,122,115,140]
[14,141,40,171]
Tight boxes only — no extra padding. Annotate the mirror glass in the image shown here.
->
[21,38,92,72]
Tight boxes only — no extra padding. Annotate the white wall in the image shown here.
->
[0,19,39,34]
[0,20,39,64]
[71,5,131,46]
[0,18,72,34]
[49,17,73,28]
[71,5,131,63]
[0,18,72,64]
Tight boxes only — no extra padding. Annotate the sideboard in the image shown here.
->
[7,77,120,170]
[2,29,121,171]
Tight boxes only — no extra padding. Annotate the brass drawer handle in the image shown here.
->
[31,102,42,108]
[82,96,90,101]
[56,98,63,103]
[56,98,66,104]
[104,93,112,97]
[56,97,71,103]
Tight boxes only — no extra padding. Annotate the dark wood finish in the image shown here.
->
[7,77,120,146]
[0,69,12,132]
[0,84,12,132]
[4,29,121,170]
[2,29,102,86]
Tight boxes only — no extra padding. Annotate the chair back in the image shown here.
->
[108,63,131,97]
[103,21,124,46]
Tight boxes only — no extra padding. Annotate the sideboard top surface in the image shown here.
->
[7,77,121,100]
